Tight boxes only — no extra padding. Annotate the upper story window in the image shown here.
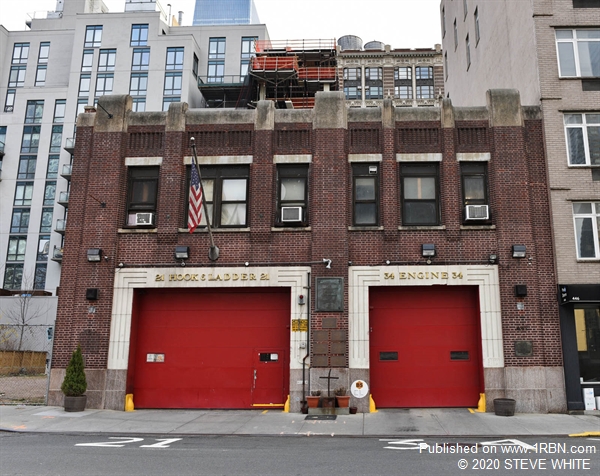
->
[8,65,26,87]
[454,19,458,50]
[53,99,66,123]
[395,67,412,80]
[416,66,433,80]
[7,236,27,262]
[21,126,41,153]
[463,0,468,19]
[18,155,37,179]
[85,25,103,48]
[38,42,50,63]
[442,7,446,38]
[466,34,471,69]
[365,67,382,81]
[188,165,248,228]
[79,74,91,96]
[401,163,439,226]
[166,47,184,70]
[573,202,600,259]
[95,73,114,97]
[35,65,47,86]
[240,36,257,78]
[344,68,361,81]
[98,49,117,71]
[126,166,159,227]
[555,29,600,78]
[474,7,480,45]
[573,0,599,7]
[353,164,379,226]
[461,162,490,222]
[209,38,226,59]
[564,113,600,166]
[14,182,34,206]
[25,100,44,123]
[132,48,150,71]
[130,24,149,47]
[5,89,16,112]
[276,165,308,227]
[81,49,94,71]
[12,43,29,64]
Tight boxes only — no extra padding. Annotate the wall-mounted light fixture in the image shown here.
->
[322,258,332,269]
[87,248,102,262]
[174,246,190,260]
[421,244,436,258]
[512,245,526,258]
[489,254,498,264]
[515,284,528,297]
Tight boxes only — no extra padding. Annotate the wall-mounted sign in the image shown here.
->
[146,353,165,363]
[315,277,344,312]
[351,380,369,399]
[291,319,308,332]
[558,284,600,304]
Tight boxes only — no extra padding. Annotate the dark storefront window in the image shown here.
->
[575,307,600,382]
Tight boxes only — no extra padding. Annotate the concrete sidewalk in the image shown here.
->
[1,405,599,437]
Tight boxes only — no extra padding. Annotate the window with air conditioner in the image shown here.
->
[277,165,308,226]
[461,162,490,223]
[126,166,159,227]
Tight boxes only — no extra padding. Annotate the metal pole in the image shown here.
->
[190,137,219,261]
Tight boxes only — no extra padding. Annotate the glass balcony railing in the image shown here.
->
[61,164,72,178]
[55,219,66,233]
[64,138,75,153]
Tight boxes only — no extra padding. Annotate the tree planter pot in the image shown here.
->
[64,395,87,412]
[336,396,350,408]
[493,398,516,417]
[306,396,321,408]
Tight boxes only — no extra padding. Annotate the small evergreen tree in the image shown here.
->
[61,345,87,396]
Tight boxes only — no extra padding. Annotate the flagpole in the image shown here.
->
[190,137,219,261]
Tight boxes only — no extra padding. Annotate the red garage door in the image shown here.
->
[369,285,482,408]
[128,288,290,409]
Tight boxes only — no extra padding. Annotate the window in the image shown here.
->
[277,165,308,226]
[76,98,88,118]
[162,96,180,111]
[25,100,44,123]
[84,25,103,48]
[454,19,458,50]
[463,0,468,18]
[126,166,159,226]
[445,52,449,79]
[353,164,379,226]
[474,7,480,45]
[365,86,383,100]
[401,164,439,226]
[38,42,50,63]
[130,24,149,46]
[365,68,382,81]
[132,97,146,112]
[47,155,59,178]
[573,0,600,8]
[344,68,361,80]
[555,29,600,78]
[12,43,29,64]
[132,48,150,71]
[344,86,361,100]
[442,6,446,38]
[164,72,182,95]
[14,182,34,206]
[0,126,5,152]
[17,155,37,179]
[564,113,600,165]
[53,100,66,123]
[11,209,30,233]
[37,236,50,261]
[466,34,471,69]
[5,89,16,112]
[573,202,600,259]
[79,74,91,96]
[574,307,600,383]
[95,73,114,97]
[33,67,44,86]
[98,49,116,71]
[207,61,224,82]
[193,53,199,78]
[21,126,41,153]
[395,67,412,80]
[189,165,248,228]
[44,181,56,206]
[240,36,256,79]
[81,49,94,71]
[8,66,26,87]
[208,38,226,59]
[166,47,184,70]
[34,263,47,289]
[3,264,24,290]
[7,236,27,261]
[344,68,362,100]
[416,85,434,99]
[40,208,53,232]
[416,67,433,80]
[49,125,63,153]
[395,85,413,99]
[130,73,148,96]
[461,162,489,222]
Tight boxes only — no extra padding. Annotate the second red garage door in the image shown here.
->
[129,288,290,409]
[369,285,483,408]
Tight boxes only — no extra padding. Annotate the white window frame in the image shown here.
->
[564,113,600,166]
[555,28,600,78]
[573,202,600,260]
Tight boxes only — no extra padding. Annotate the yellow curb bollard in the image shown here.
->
[283,395,290,413]
[125,393,134,412]
[369,394,378,413]
[476,393,486,412]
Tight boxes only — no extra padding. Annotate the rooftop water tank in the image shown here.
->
[364,41,385,51]
[338,35,363,51]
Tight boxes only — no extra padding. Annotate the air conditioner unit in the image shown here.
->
[135,212,155,226]
[465,205,489,220]
[281,206,302,223]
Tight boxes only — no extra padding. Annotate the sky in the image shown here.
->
[1,0,442,48]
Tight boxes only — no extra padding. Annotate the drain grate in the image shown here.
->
[305,415,337,421]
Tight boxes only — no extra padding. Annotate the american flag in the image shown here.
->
[188,158,203,233]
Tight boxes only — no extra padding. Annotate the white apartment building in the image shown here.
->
[440,0,599,411]
[0,0,269,303]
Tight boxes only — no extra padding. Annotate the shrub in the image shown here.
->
[61,345,87,397]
